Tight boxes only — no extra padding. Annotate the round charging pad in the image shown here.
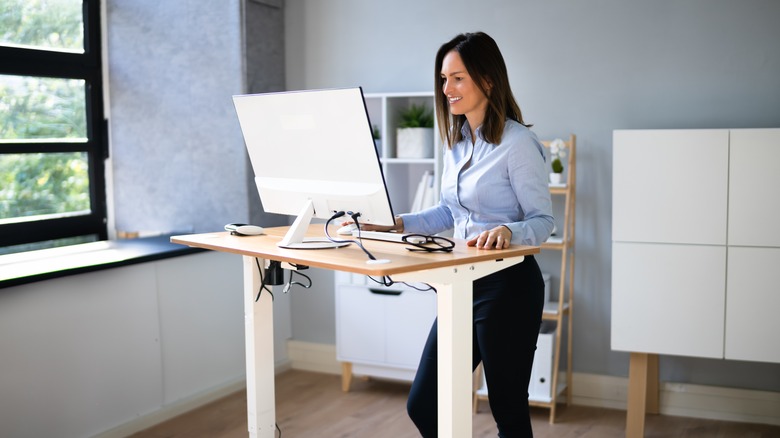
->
[367,259,391,264]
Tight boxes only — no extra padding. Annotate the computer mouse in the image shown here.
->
[337,224,358,235]
[225,223,265,236]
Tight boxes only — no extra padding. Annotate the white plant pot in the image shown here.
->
[549,172,563,184]
[396,127,434,158]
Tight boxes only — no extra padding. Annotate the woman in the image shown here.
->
[365,32,553,437]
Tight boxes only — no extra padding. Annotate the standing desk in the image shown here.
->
[172,225,539,438]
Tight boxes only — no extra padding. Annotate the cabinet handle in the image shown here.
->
[369,288,402,296]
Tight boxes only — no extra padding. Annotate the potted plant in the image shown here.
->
[396,103,434,158]
[372,124,381,155]
[549,138,567,184]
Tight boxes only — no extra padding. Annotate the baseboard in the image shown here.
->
[287,339,342,375]
[92,360,292,438]
[92,377,247,438]
[573,372,780,426]
[287,340,780,427]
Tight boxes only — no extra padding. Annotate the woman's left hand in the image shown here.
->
[466,225,512,249]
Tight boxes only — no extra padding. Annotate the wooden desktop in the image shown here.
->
[172,225,539,438]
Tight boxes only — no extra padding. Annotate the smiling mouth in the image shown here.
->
[448,96,462,104]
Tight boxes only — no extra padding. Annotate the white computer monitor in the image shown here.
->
[232,87,395,249]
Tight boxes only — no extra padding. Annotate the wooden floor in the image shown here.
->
[130,370,779,438]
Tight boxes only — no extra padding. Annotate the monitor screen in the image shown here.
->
[232,87,395,248]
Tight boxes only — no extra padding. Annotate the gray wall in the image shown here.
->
[107,0,248,235]
[284,0,780,391]
[244,0,290,228]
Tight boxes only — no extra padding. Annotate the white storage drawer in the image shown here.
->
[529,322,556,402]
[336,283,436,370]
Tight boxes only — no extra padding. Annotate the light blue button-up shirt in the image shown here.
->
[400,120,554,246]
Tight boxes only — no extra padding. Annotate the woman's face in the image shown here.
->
[440,50,489,125]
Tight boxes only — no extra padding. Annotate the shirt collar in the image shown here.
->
[460,121,483,142]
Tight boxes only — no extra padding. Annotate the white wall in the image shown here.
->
[283,0,780,392]
[0,252,255,438]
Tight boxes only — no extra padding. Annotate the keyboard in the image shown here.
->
[352,230,426,244]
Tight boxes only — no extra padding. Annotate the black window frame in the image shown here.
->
[0,0,108,248]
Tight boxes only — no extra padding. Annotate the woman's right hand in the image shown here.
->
[342,216,404,233]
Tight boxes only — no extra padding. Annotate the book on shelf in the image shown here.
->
[410,170,435,213]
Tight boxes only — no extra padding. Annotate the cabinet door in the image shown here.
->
[335,285,386,363]
[728,128,780,247]
[385,287,436,368]
[611,242,726,358]
[725,247,780,363]
[612,129,729,245]
[336,284,437,368]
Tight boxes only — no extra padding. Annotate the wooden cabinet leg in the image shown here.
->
[626,352,658,438]
[646,354,659,415]
[341,362,353,392]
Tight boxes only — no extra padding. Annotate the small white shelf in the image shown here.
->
[542,301,570,316]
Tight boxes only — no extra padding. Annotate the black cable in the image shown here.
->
[365,274,436,293]
[403,281,437,293]
[367,274,394,287]
[323,211,437,291]
[323,211,380,261]
[284,269,312,293]
[254,257,275,302]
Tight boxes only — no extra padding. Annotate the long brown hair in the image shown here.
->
[434,32,529,147]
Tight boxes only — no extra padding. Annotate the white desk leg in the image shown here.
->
[243,256,276,438]
[434,279,473,438]
[393,256,526,438]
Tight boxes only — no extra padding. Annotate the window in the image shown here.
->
[0,0,107,255]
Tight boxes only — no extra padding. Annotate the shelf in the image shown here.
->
[542,239,566,251]
[336,92,442,393]
[539,135,577,423]
[542,302,570,318]
[474,135,576,424]
[549,185,569,195]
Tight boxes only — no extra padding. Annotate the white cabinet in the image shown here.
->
[335,276,436,382]
[336,92,440,386]
[612,128,780,364]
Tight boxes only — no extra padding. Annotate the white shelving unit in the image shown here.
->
[337,92,441,390]
[364,91,442,214]
[534,135,576,422]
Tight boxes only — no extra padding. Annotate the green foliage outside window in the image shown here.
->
[0,0,84,52]
[0,0,94,229]
[0,76,87,140]
[0,153,90,221]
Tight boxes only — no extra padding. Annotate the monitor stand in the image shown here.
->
[278,200,349,249]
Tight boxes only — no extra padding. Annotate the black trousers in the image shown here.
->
[407,256,545,438]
